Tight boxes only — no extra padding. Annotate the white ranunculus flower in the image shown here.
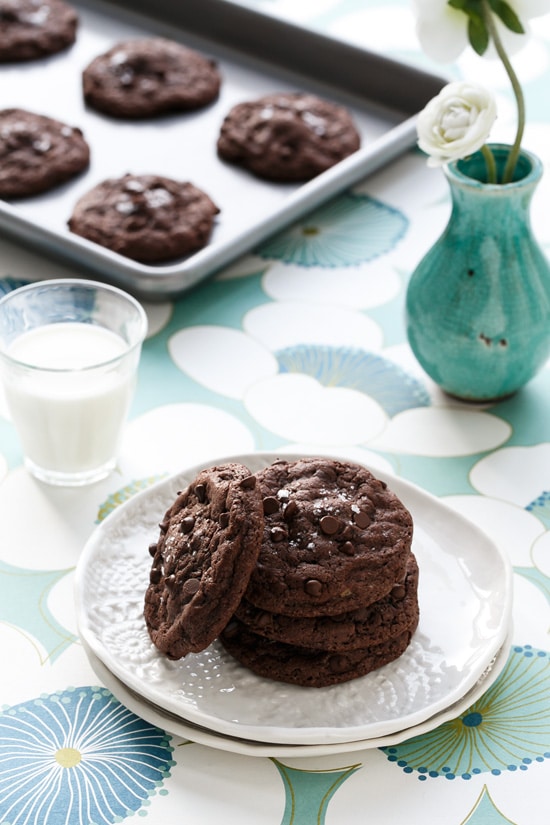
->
[412,0,549,62]
[416,81,498,166]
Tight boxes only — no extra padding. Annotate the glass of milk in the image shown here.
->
[0,279,147,486]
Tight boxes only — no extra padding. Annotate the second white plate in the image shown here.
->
[84,633,511,758]
[75,451,513,746]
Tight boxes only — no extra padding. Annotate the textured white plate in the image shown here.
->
[75,451,513,746]
[84,632,511,757]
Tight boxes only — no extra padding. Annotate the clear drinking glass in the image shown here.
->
[0,278,147,486]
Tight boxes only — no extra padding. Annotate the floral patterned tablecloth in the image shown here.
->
[1,1,549,823]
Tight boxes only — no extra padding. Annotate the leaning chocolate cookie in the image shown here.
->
[0,108,89,198]
[68,173,219,263]
[0,0,78,62]
[220,620,417,688]
[82,37,221,118]
[217,91,361,181]
[144,463,264,660]
[236,552,419,651]
[244,457,413,617]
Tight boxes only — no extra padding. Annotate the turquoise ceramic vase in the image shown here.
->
[406,144,550,400]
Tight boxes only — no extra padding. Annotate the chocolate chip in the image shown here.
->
[219,511,230,528]
[354,607,380,626]
[304,578,322,596]
[320,515,340,535]
[263,496,279,515]
[255,611,272,629]
[240,475,257,490]
[149,566,161,583]
[353,510,371,529]
[390,584,406,601]
[318,465,337,482]
[158,519,170,533]
[341,541,355,556]
[195,483,206,503]
[270,526,286,543]
[180,516,195,534]
[283,499,298,521]
[328,654,349,674]
[148,542,158,557]
[182,578,200,598]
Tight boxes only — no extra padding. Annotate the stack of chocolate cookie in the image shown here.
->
[144,457,419,688]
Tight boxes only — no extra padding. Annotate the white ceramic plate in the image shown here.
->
[83,633,511,758]
[75,452,513,746]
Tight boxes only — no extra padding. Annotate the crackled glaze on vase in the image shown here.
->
[406,145,550,400]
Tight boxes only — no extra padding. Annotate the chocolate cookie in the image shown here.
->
[0,108,89,198]
[68,173,219,263]
[236,552,419,651]
[217,92,361,181]
[0,0,77,62]
[220,621,417,688]
[244,458,413,617]
[82,37,221,118]
[144,463,264,660]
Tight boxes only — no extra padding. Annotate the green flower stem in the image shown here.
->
[481,144,497,182]
[481,0,525,183]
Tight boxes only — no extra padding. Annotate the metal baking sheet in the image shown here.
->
[0,0,446,298]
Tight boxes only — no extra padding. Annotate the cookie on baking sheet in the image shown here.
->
[236,551,419,651]
[0,0,78,62]
[216,92,361,182]
[244,457,413,617]
[68,173,219,263]
[82,37,221,118]
[220,620,418,688]
[0,108,89,198]
[144,463,264,660]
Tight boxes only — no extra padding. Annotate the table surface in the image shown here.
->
[1,1,550,823]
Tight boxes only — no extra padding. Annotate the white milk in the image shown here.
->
[4,322,137,476]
